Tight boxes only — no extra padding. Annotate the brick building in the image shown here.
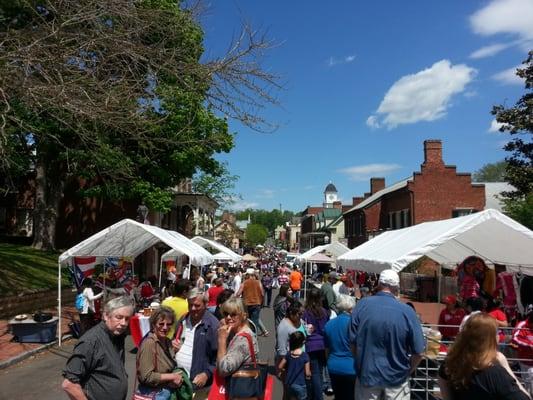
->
[344,140,485,248]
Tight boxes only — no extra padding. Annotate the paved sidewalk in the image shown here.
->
[0,306,78,368]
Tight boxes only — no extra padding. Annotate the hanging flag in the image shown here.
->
[72,256,97,286]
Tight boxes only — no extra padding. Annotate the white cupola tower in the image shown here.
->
[323,182,338,208]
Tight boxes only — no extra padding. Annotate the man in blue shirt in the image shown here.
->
[349,269,425,400]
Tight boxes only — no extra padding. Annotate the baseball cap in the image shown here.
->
[328,272,339,280]
[245,268,256,275]
[378,269,400,287]
[443,295,457,305]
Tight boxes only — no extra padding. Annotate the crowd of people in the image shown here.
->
[62,250,533,400]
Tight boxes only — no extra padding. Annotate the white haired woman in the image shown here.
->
[324,294,357,400]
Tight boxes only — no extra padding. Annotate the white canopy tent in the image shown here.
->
[57,218,214,345]
[212,251,234,262]
[297,241,350,262]
[337,209,533,274]
[298,242,350,300]
[191,236,242,263]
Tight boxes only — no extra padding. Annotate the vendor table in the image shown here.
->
[9,317,59,343]
[130,313,150,347]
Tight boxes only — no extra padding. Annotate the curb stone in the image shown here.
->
[0,335,73,370]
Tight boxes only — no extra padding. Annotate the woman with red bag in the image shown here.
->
[216,297,260,399]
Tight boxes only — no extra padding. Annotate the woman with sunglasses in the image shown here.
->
[216,297,259,378]
[135,306,185,400]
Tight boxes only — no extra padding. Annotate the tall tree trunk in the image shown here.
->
[32,144,63,251]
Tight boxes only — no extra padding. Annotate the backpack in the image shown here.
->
[75,293,85,312]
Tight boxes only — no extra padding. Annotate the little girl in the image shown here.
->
[278,331,311,400]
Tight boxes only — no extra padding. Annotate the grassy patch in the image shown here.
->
[0,243,71,296]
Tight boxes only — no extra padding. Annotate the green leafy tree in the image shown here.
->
[472,161,508,182]
[192,162,240,208]
[492,50,533,228]
[235,208,294,233]
[245,223,268,247]
[0,0,279,250]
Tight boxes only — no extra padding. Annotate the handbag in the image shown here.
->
[132,335,163,400]
[226,332,268,399]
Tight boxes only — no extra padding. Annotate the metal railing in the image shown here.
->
[411,323,533,400]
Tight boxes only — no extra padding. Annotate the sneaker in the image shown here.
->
[324,388,334,396]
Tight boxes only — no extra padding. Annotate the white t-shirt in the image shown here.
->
[175,318,200,377]
[232,274,242,293]
[82,287,103,314]
[332,281,343,297]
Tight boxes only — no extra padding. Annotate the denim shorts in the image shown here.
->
[288,383,307,400]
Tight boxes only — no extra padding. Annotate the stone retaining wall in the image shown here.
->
[0,288,76,319]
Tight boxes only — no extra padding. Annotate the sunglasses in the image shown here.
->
[156,322,173,327]
[222,312,240,318]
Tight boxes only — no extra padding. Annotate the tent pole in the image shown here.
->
[304,261,307,302]
[437,264,442,303]
[58,261,62,346]
[158,257,163,289]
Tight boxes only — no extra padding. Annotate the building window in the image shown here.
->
[389,209,411,230]
[452,208,474,218]
[401,209,411,227]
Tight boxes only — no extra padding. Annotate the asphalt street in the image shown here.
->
[0,303,283,400]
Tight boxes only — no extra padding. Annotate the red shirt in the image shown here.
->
[438,308,465,339]
[489,309,508,343]
[512,320,533,365]
[208,285,225,307]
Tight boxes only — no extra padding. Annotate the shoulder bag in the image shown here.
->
[132,336,165,400]
[226,332,268,399]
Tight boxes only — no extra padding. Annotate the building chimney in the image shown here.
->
[352,196,364,206]
[370,178,385,194]
[423,139,444,166]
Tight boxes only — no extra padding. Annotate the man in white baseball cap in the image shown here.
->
[349,269,425,400]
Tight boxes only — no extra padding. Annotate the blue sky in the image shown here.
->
[199,0,532,213]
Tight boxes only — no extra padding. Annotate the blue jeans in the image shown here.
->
[308,351,325,400]
[137,385,172,400]
[289,383,308,400]
[247,305,266,335]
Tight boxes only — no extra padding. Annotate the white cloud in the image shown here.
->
[469,43,510,59]
[470,0,533,41]
[303,185,316,190]
[337,163,402,181]
[366,115,380,129]
[256,189,275,198]
[327,54,356,67]
[489,119,505,133]
[229,200,259,211]
[492,65,524,85]
[367,60,476,129]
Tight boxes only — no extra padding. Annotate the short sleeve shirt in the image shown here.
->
[289,271,303,291]
[438,362,529,400]
[285,351,309,386]
[63,322,128,400]
[349,292,425,387]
